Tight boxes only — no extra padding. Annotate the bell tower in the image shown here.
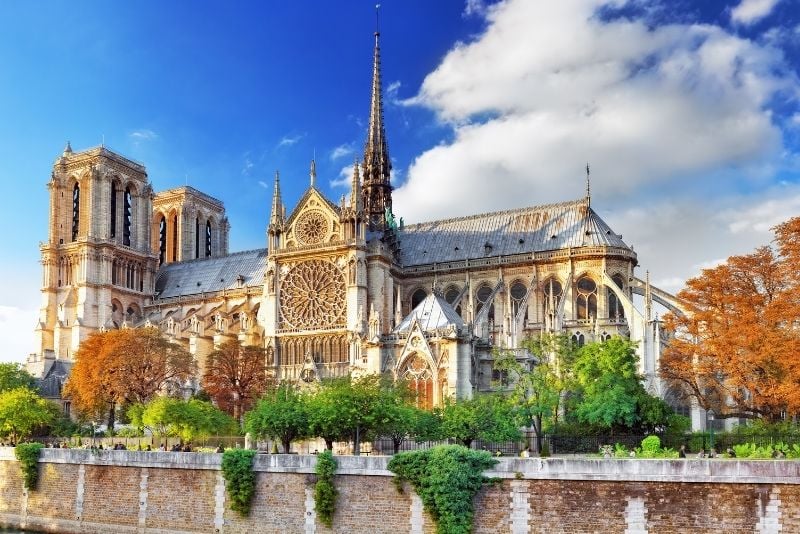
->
[33,144,158,367]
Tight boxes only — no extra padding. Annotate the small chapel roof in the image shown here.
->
[394,292,465,334]
[397,199,630,267]
[154,248,267,300]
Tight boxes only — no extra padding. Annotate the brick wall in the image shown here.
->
[0,449,798,533]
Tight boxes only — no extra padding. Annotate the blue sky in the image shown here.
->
[2,0,799,362]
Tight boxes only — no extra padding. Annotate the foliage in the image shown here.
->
[731,442,800,459]
[14,442,44,490]
[388,445,498,534]
[64,328,195,429]
[662,216,800,422]
[439,394,521,448]
[306,375,401,454]
[635,435,678,458]
[0,388,55,444]
[0,363,36,393]
[493,334,577,454]
[573,338,671,432]
[129,397,236,443]
[246,384,310,453]
[202,341,273,421]
[314,449,338,527]
[221,449,257,516]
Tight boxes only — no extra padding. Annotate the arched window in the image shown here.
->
[71,183,80,241]
[400,355,434,410]
[444,285,462,316]
[411,288,427,310]
[607,273,626,320]
[575,276,597,320]
[476,284,495,322]
[158,216,167,265]
[123,186,132,246]
[205,220,212,257]
[111,260,118,285]
[543,278,562,318]
[109,184,117,239]
[171,213,178,261]
[195,217,200,259]
[572,332,585,347]
[510,280,528,322]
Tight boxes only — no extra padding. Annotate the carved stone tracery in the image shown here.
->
[295,210,329,245]
[279,259,346,330]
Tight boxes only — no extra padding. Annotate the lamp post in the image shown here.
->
[707,410,715,453]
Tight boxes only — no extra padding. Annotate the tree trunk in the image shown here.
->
[533,415,543,455]
[393,437,402,455]
[462,438,473,448]
[353,426,361,456]
[324,438,334,451]
[107,402,116,431]
[282,438,292,454]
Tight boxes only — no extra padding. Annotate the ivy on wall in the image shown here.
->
[314,450,338,527]
[221,449,257,516]
[388,445,498,534]
[15,443,44,491]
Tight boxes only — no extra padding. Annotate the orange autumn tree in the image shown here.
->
[65,327,195,429]
[201,340,272,422]
[661,216,800,422]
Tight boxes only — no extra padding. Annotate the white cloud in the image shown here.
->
[724,191,800,233]
[330,143,355,161]
[258,180,269,189]
[242,156,254,176]
[395,0,793,220]
[277,133,305,148]
[730,0,782,25]
[331,164,355,189]
[0,305,38,363]
[464,0,488,17]
[129,129,158,141]
[386,81,403,105]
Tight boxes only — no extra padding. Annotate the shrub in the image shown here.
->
[388,445,497,534]
[221,449,257,516]
[314,450,338,527]
[15,443,44,490]
[640,435,661,455]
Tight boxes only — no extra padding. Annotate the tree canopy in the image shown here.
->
[662,216,800,422]
[129,397,236,443]
[202,340,272,422]
[438,394,521,448]
[0,363,36,393]
[0,387,54,444]
[64,327,195,428]
[245,384,310,453]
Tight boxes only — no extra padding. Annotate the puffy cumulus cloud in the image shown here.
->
[330,163,355,189]
[730,0,782,25]
[395,0,794,224]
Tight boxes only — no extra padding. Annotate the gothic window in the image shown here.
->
[607,273,626,320]
[123,186,132,247]
[206,220,212,257]
[71,183,80,241]
[575,276,597,320]
[411,288,427,310]
[444,285,462,316]
[109,184,117,238]
[543,278,562,319]
[492,368,510,387]
[158,216,167,265]
[195,217,200,259]
[572,332,585,347]
[476,283,495,322]
[111,260,118,285]
[510,280,528,322]
[171,214,178,262]
[279,260,347,330]
[400,355,433,410]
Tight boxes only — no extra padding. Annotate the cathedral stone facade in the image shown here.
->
[27,31,684,411]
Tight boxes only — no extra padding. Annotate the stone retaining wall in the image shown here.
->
[0,448,798,533]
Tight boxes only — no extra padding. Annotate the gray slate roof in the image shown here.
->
[394,293,466,334]
[154,248,267,300]
[398,199,629,267]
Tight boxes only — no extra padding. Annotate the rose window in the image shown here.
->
[295,210,329,245]
[279,260,346,329]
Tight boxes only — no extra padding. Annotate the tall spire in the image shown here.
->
[585,163,591,209]
[351,158,362,212]
[310,158,317,188]
[269,170,284,228]
[362,4,393,232]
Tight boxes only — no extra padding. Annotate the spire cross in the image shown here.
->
[375,3,381,36]
[585,163,591,208]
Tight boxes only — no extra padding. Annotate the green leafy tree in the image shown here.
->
[307,375,395,455]
[130,397,237,444]
[245,384,310,453]
[439,394,521,448]
[494,334,577,454]
[0,363,36,393]
[0,388,55,444]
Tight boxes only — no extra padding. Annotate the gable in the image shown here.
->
[284,187,343,248]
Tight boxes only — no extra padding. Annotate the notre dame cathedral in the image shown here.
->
[26,30,684,411]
